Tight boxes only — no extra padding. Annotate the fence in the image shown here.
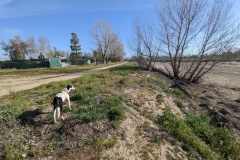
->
[0,60,50,69]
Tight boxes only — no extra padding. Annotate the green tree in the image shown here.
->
[1,35,28,60]
[70,33,81,58]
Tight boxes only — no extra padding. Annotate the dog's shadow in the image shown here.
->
[17,109,51,126]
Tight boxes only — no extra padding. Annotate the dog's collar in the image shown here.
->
[61,88,69,93]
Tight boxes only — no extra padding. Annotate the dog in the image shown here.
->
[53,85,75,123]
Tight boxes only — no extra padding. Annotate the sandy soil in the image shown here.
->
[202,62,240,88]
[0,63,127,97]
[155,62,240,99]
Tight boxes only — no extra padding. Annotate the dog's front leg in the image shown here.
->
[66,95,72,110]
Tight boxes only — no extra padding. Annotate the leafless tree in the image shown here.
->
[38,36,52,58]
[155,0,240,82]
[129,19,161,70]
[91,20,120,63]
[109,36,125,62]
[92,49,102,65]
[27,36,38,59]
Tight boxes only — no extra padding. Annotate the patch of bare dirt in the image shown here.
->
[102,72,188,160]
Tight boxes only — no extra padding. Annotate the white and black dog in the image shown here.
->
[53,85,75,123]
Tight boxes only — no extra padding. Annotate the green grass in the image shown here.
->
[0,63,123,76]
[185,113,240,159]
[72,95,124,125]
[156,108,217,159]
[174,99,185,108]
[156,94,164,105]
[5,139,24,160]
[172,88,183,98]
[156,108,240,159]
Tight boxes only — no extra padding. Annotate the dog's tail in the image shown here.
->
[53,97,63,123]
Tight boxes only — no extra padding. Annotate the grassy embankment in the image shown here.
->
[0,63,239,159]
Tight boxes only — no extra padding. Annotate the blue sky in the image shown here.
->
[0,0,157,58]
[0,0,239,58]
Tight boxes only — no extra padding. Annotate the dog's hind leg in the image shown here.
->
[54,109,57,123]
[60,105,65,120]
[57,107,61,118]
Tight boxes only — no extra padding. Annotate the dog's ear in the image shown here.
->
[67,85,75,91]
[66,85,72,90]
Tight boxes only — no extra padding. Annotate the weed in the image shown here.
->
[157,108,240,159]
[119,76,129,85]
[93,71,110,79]
[137,122,152,133]
[108,107,124,127]
[52,123,64,141]
[5,140,24,160]
[189,92,199,98]
[156,108,217,159]
[172,88,183,98]
[149,136,161,143]
[186,113,240,159]
[156,94,164,105]
[108,107,124,121]
[174,99,185,108]
[72,95,124,125]
[104,139,117,149]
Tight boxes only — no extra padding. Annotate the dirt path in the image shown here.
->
[0,62,127,97]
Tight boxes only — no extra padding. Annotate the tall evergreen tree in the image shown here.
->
[70,33,81,58]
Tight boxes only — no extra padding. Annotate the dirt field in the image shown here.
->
[201,62,240,99]
[0,62,127,97]
[202,62,240,88]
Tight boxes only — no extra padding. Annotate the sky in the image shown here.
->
[0,0,157,58]
[0,0,240,59]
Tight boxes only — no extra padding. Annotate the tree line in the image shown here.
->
[1,20,125,63]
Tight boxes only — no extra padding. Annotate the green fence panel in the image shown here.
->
[0,60,50,69]
[50,58,61,68]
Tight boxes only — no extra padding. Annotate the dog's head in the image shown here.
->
[66,85,75,93]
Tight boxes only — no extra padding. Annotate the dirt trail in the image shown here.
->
[0,62,127,97]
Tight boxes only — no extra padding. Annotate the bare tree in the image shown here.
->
[27,36,38,59]
[92,49,102,65]
[91,20,119,63]
[109,36,125,62]
[38,36,51,58]
[155,0,240,82]
[129,19,161,70]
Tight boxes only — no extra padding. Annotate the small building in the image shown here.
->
[50,57,70,68]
